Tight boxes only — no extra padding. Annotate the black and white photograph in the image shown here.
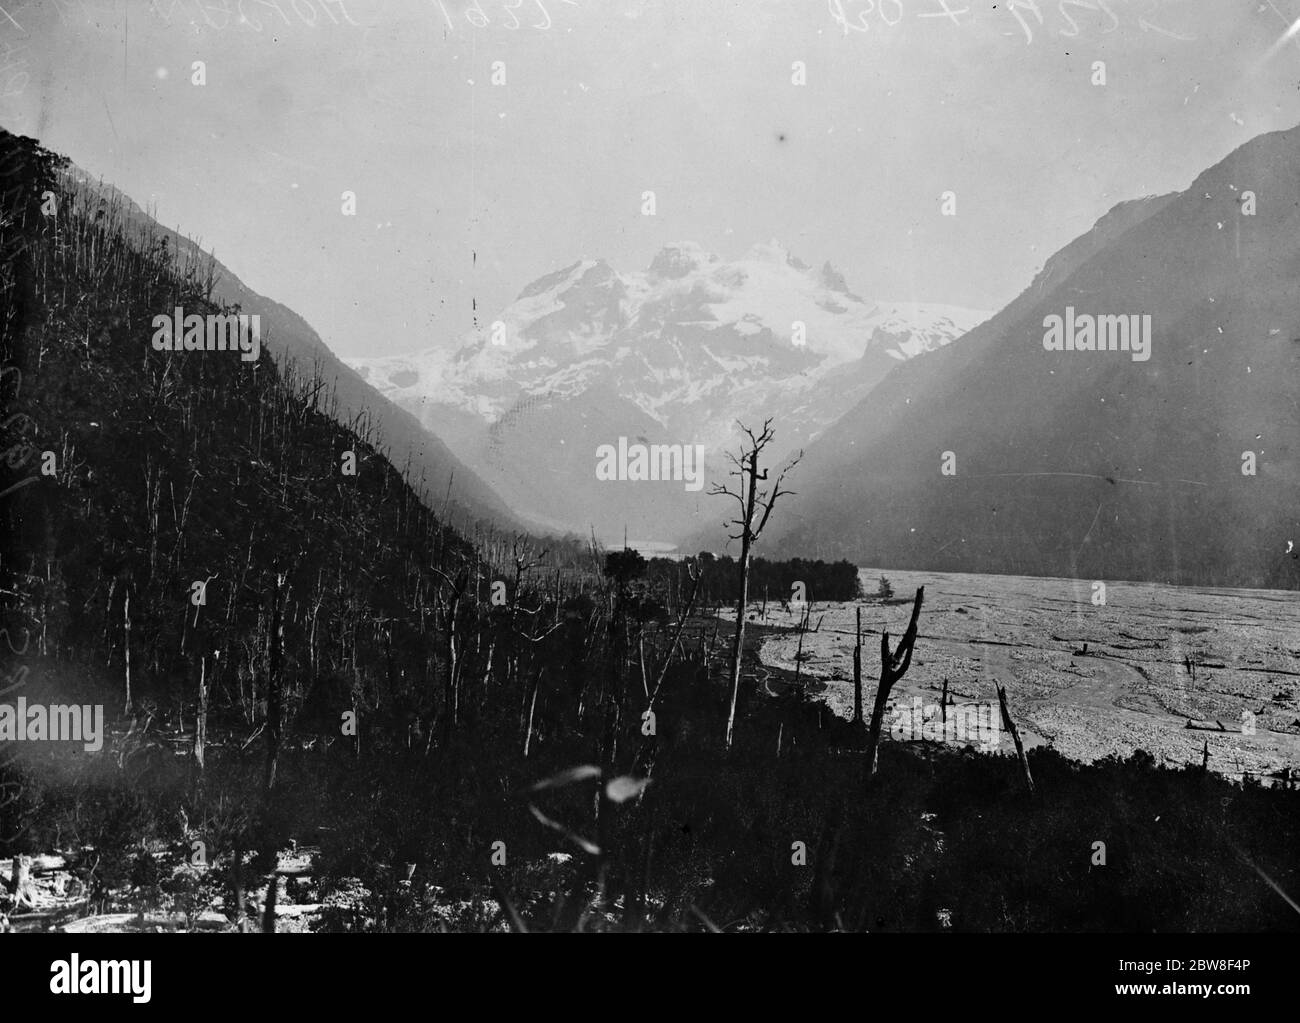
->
[0,0,1297,1002]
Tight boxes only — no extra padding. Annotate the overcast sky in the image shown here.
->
[4,0,1300,358]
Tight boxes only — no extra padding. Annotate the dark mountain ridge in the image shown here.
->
[764,126,1300,590]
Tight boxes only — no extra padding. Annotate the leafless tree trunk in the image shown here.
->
[262,872,278,934]
[523,668,543,758]
[263,569,286,795]
[709,420,801,751]
[8,855,35,908]
[231,840,247,933]
[123,587,132,715]
[645,558,702,712]
[852,606,863,725]
[194,653,208,771]
[433,565,473,738]
[864,586,924,782]
[793,609,807,686]
[995,681,1035,796]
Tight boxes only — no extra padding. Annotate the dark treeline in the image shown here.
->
[645,554,862,607]
[2,130,1297,934]
[788,523,1300,592]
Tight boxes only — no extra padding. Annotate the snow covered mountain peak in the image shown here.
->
[346,244,989,539]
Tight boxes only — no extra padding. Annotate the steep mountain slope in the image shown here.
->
[348,240,986,542]
[764,126,1300,589]
[58,167,522,535]
[0,130,482,732]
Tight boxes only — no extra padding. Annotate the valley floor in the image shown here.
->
[741,568,1300,782]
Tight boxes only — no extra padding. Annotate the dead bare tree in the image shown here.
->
[263,566,288,796]
[431,565,470,738]
[708,419,801,751]
[194,651,209,772]
[995,681,1035,796]
[852,606,863,726]
[863,586,924,782]
[8,854,36,909]
[645,557,703,712]
[122,585,132,715]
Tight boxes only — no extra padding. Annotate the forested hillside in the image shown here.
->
[1,130,487,740]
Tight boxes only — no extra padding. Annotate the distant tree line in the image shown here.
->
[644,554,862,605]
